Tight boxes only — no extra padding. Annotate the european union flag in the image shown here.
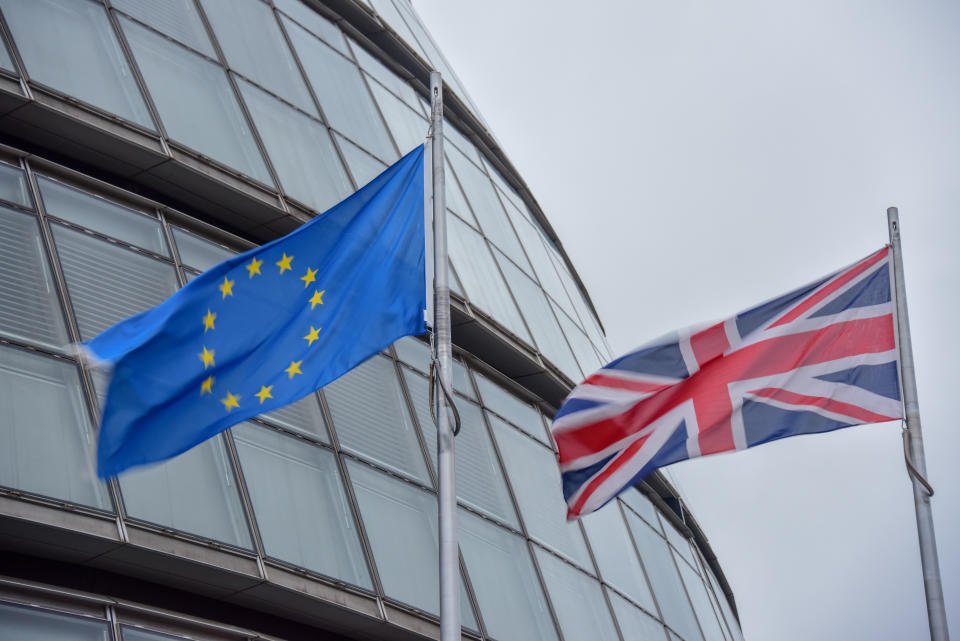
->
[85,146,427,477]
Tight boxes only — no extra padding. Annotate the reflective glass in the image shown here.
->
[274,0,348,55]
[368,80,427,154]
[446,145,529,271]
[233,422,371,587]
[495,251,580,380]
[459,509,558,641]
[626,511,703,641]
[257,393,328,442]
[534,546,619,641]
[324,355,429,482]
[368,0,426,60]
[444,161,475,226]
[474,373,546,443]
[38,177,168,256]
[703,563,745,641]
[286,19,395,160]
[121,17,272,184]
[677,558,726,641]
[0,602,109,640]
[352,44,421,110]
[447,215,530,343]
[404,371,517,525]
[52,225,178,341]
[555,302,602,375]
[443,120,481,165]
[548,245,611,360]
[0,207,70,350]
[0,346,111,509]
[111,0,215,57]
[171,226,237,272]
[0,0,153,128]
[0,35,12,72]
[122,627,188,641]
[491,416,592,569]
[237,77,351,212]
[335,133,387,188]
[608,592,668,641]
[621,489,661,531]
[0,162,30,206]
[393,335,474,399]
[200,0,315,114]
[506,208,575,317]
[581,501,657,612]
[119,435,252,548]
[660,515,696,568]
[347,461,477,628]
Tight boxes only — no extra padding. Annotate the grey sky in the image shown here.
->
[415,1,960,639]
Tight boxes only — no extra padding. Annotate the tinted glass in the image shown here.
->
[534,546,619,641]
[0,602,109,641]
[121,17,272,184]
[0,0,153,128]
[0,346,111,509]
[111,0,214,57]
[171,226,237,271]
[0,162,30,206]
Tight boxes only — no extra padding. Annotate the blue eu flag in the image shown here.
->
[85,146,427,477]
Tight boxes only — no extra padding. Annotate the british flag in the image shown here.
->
[553,247,903,520]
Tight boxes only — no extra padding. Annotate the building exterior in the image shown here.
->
[0,1,744,640]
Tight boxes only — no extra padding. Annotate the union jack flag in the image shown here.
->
[554,247,903,519]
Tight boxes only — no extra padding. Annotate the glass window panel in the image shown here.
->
[335,133,387,188]
[677,557,725,641]
[0,346,111,509]
[352,44,421,110]
[53,225,178,341]
[347,461,478,628]
[404,371,517,526]
[38,177,168,256]
[119,434,251,548]
[447,216,530,343]
[534,546,619,641]
[490,416,592,569]
[274,0,348,55]
[446,145,530,271]
[368,0,426,59]
[200,0,315,114]
[111,0,214,57]
[608,592,668,641]
[368,80,426,155]
[459,509,558,641]
[506,210,576,318]
[171,226,237,272]
[483,158,525,215]
[122,627,188,641]
[121,17,272,185]
[257,392,328,442]
[474,373,545,443]
[548,245,612,360]
[443,120,480,164]
[0,0,153,128]
[0,602,109,640]
[233,422,371,587]
[286,19,395,161]
[393,336,474,399]
[581,501,657,612]
[237,77,351,212]
[0,207,70,350]
[621,489,661,531]
[324,354,429,483]
[702,564,745,641]
[444,161,475,226]
[660,515,696,568]
[555,302,602,376]
[626,512,703,641]
[0,162,30,206]
[0,35,12,72]
[495,251,581,380]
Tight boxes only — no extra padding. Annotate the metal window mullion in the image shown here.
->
[21,157,127,529]
[575,507,625,641]
[664,527,709,641]
[0,3,31,99]
[692,549,734,641]
[484,238,541,356]
[618,499,670,625]
[523,539,567,641]
[391,354,439,491]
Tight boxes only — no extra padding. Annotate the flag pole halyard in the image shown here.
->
[430,71,460,641]
[888,207,950,641]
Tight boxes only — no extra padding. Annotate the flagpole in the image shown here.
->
[430,71,460,641]
[887,207,950,641]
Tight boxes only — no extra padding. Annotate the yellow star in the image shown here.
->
[276,252,294,274]
[308,289,325,310]
[300,267,318,288]
[303,326,322,346]
[219,276,234,299]
[284,360,303,379]
[245,257,263,278]
[220,391,241,411]
[203,309,216,333]
[200,376,214,395]
[255,385,274,404]
[199,345,215,369]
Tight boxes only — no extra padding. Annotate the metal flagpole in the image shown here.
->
[430,71,460,641]
[887,207,950,641]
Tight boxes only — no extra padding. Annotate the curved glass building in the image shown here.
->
[0,1,743,640]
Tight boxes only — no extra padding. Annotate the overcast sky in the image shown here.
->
[414,1,959,639]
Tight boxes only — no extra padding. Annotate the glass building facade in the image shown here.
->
[0,1,743,640]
